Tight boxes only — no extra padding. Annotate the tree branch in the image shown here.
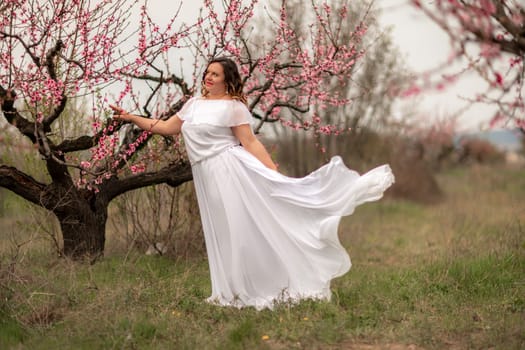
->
[55,119,129,153]
[0,86,39,143]
[123,72,192,96]
[0,165,47,206]
[0,31,41,67]
[103,160,193,202]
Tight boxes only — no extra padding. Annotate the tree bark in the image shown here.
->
[57,204,107,258]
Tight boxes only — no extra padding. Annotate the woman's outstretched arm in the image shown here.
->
[109,105,183,136]
[232,124,278,171]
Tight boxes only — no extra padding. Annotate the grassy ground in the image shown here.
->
[0,165,524,349]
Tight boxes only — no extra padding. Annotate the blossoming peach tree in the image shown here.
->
[409,0,524,130]
[0,0,368,258]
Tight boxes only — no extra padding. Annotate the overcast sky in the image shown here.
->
[376,0,496,131]
[144,0,493,131]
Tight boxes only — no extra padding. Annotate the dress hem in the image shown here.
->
[205,288,332,311]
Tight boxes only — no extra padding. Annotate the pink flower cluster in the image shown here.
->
[198,1,367,137]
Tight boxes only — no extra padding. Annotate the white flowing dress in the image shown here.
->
[178,97,395,310]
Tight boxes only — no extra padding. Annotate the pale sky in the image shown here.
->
[144,0,494,131]
[376,0,496,131]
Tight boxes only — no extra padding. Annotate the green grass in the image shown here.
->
[1,165,524,349]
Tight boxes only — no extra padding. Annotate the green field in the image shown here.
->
[1,165,524,349]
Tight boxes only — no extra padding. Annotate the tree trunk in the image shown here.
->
[40,180,109,259]
[56,205,107,258]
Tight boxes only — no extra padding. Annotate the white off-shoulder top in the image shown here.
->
[178,97,253,165]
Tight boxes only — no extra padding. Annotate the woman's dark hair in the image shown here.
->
[201,57,247,104]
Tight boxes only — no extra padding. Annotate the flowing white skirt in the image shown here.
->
[191,145,394,310]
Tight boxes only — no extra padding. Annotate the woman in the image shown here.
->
[111,57,394,310]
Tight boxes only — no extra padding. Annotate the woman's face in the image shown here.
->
[204,62,227,96]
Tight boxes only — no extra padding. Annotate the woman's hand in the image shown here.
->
[108,104,183,136]
[109,104,134,122]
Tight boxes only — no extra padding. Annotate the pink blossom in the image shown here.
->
[479,0,496,15]
[480,43,500,58]
[401,85,422,98]
[488,113,505,128]
[494,72,504,86]
[516,119,525,131]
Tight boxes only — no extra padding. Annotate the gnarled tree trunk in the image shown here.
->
[53,195,108,258]
[0,161,193,259]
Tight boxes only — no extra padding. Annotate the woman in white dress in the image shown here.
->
[110,57,395,310]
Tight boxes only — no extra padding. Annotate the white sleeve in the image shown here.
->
[226,101,253,126]
[176,97,196,121]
